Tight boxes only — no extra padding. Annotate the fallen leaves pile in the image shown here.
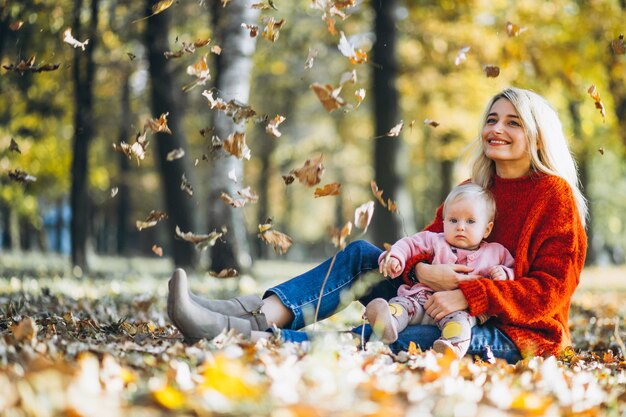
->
[0,274,624,417]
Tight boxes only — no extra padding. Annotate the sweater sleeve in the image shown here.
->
[459,180,586,324]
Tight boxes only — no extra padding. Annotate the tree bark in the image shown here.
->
[70,0,98,271]
[206,0,259,272]
[145,0,198,268]
[371,0,414,247]
[116,73,132,255]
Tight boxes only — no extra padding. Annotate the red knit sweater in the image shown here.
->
[419,174,587,357]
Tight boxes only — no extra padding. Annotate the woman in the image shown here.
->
[168,87,587,363]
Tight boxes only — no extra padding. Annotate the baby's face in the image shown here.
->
[443,197,493,250]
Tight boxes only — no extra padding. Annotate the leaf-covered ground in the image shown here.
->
[0,256,625,417]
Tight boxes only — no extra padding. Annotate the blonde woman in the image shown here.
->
[168,87,587,362]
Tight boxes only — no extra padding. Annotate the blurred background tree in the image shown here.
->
[0,0,624,273]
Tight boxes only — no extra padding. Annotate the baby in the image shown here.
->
[366,183,514,358]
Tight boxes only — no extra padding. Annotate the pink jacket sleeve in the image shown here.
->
[377,231,438,278]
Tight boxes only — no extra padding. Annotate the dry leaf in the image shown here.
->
[506,21,527,37]
[305,48,319,69]
[251,2,271,10]
[145,112,172,134]
[387,198,398,213]
[167,148,185,161]
[310,83,346,112]
[266,115,286,138]
[598,147,605,155]
[258,221,292,254]
[2,56,60,74]
[223,132,251,160]
[181,173,193,197]
[151,245,163,257]
[110,187,119,198]
[355,88,366,108]
[185,55,211,88]
[211,44,222,55]
[209,268,238,278]
[152,0,174,15]
[370,180,386,208]
[9,138,21,153]
[484,65,500,78]
[289,155,325,187]
[241,23,259,38]
[354,201,375,231]
[220,187,257,208]
[63,28,89,50]
[611,34,625,55]
[8,169,36,184]
[337,31,367,64]
[11,316,38,344]
[9,21,23,31]
[136,210,168,231]
[329,221,352,250]
[175,226,223,250]
[220,192,246,208]
[424,119,440,128]
[113,131,149,165]
[262,17,285,42]
[587,84,606,123]
[385,121,404,137]
[314,182,341,198]
[454,46,470,66]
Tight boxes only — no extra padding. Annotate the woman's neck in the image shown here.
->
[495,162,531,179]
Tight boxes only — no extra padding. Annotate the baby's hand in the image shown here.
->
[490,265,507,281]
[379,257,402,278]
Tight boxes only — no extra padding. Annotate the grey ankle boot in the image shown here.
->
[189,293,268,331]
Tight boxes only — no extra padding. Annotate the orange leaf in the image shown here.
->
[258,221,292,255]
[329,222,352,250]
[151,245,163,257]
[314,182,341,198]
[587,84,606,123]
[289,155,325,187]
[506,21,527,37]
[223,132,251,160]
[310,83,346,112]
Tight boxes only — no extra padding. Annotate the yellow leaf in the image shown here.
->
[200,355,262,400]
[153,385,186,410]
[152,0,174,15]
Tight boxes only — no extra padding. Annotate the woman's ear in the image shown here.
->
[483,221,494,239]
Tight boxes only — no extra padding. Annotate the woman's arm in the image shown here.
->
[415,263,481,291]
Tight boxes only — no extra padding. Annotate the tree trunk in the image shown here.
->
[70,0,98,271]
[371,0,414,247]
[116,73,132,255]
[145,0,198,268]
[206,1,259,272]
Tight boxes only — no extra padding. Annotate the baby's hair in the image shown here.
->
[443,183,496,221]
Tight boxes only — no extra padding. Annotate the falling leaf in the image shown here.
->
[282,174,295,185]
[166,148,185,161]
[164,39,210,59]
[223,132,251,160]
[110,187,119,198]
[136,210,168,231]
[228,169,238,183]
[484,65,500,78]
[63,28,89,50]
[385,121,404,137]
[424,119,439,128]
[185,55,211,89]
[127,52,137,60]
[305,48,319,69]
[8,169,36,184]
[209,268,238,278]
[220,187,258,208]
[9,21,23,31]
[175,226,223,250]
[262,17,285,42]
[241,23,259,38]
[258,221,292,254]
[354,201,374,231]
[145,112,172,134]
[337,31,367,64]
[314,182,341,197]
[598,147,605,155]
[387,198,398,213]
[611,34,625,55]
[181,173,193,197]
[151,245,163,257]
[266,115,286,138]
[251,2,271,9]
[339,69,357,87]
[506,21,527,37]
[408,340,421,355]
[9,138,21,153]
[237,186,259,202]
[113,131,149,165]
[310,83,346,112]
[587,84,606,123]
[2,56,60,74]
[211,44,222,55]
[370,180,397,212]
[355,88,366,108]
[288,155,325,187]
[329,221,352,250]
[454,46,470,66]
[152,0,175,14]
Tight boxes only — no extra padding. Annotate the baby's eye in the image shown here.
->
[449,218,458,224]
[467,219,476,224]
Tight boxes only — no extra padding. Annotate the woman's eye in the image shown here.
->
[509,120,521,127]
[485,118,497,124]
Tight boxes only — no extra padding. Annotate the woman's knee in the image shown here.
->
[345,240,381,257]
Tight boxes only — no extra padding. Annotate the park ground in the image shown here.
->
[0,252,625,416]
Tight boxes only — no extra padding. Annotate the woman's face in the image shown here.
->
[481,98,531,178]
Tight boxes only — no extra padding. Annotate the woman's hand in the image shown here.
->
[424,289,469,321]
[415,263,482,291]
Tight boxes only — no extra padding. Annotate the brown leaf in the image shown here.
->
[220,192,246,208]
[223,132,251,160]
[310,83,347,112]
[9,21,23,31]
[209,268,239,278]
[611,34,625,55]
[371,180,386,208]
[289,155,325,187]
[314,182,341,198]
[424,119,440,128]
[136,210,168,231]
[241,23,259,38]
[151,245,163,257]
[113,130,149,165]
[266,115,286,138]
[587,84,606,123]
[598,147,605,155]
[282,174,295,185]
[220,187,258,208]
[8,169,36,184]
[181,173,193,197]
[262,17,285,42]
[145,112,172,134]
[506,21,527,37]
[9,138,21,153]
[484,65,500,78]
[258,221,292,254]
[175,226,223,250]
[11,316,38,344]
[329,221,352,250]
[354,201,374,231]
[2,56,60,74]
[166,148,185,161]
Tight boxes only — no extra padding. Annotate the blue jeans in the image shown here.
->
[264,240,522,364]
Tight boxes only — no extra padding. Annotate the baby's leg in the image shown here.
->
[432,311,475,359]
[365,297,410,344]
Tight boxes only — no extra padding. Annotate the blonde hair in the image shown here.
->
[470,87,587,226]
[444,183,496,222]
